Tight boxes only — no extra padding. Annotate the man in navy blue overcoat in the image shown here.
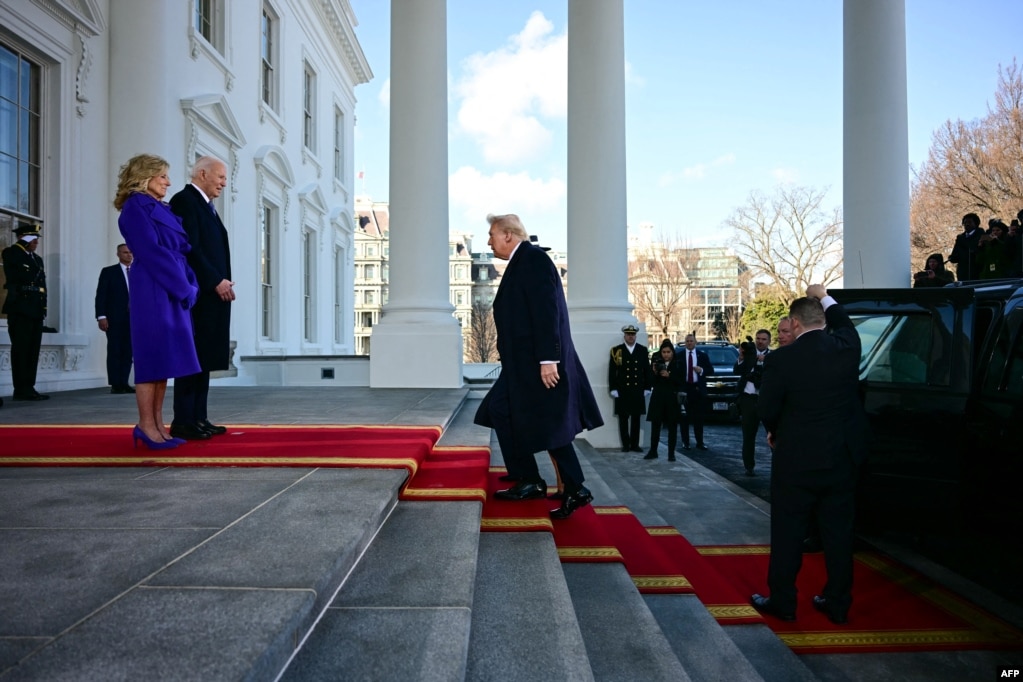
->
[169,157,234,440]
[94,243,134,393]
[474,214,603,519]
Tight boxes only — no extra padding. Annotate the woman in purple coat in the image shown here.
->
[113,154,201,449]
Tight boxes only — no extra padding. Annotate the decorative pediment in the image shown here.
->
[38,0,105,36]
[180,94,246,150]
[298,184,329,216]
[254,146,295,188]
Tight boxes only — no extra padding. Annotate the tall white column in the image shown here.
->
[843,0,910,287]
[370,0,463,388]
[566,0,638,448]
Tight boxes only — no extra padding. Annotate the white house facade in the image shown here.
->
[0,0,371,395]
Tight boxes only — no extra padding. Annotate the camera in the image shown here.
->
[740,335,756,355]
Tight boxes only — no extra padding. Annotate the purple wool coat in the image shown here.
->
[117,193,201,383]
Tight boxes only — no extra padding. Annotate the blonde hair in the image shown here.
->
[113,154,169,210]
[486,213,529,241]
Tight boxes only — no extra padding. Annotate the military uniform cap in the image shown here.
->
[13,222,42,237]
[621,324,639,334]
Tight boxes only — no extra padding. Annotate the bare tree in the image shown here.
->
[712,305,744,343]
[726,185,843,306]
[910,60,1023,268]
[628,236,701,342]
[466,300,498,363]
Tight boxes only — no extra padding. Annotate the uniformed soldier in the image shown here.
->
[2,221,50,401]
[608,324,653,452]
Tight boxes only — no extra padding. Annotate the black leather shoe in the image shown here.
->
[550,487,593,519]
[13,391,49,401]
[668,455,676,462]
[812,595,848,625]
[169,423,212,440]
[198,419,227,436]
[111,386,126,394]
[744,468,755,476]
[495,480,547,501]
[680,443,691,450]
[750,594,795,621]
[643,451,658,460]
[696,443,708,450]
[630,446,644,453]
[497,474,520,482]
[124,385,136,393]
[620,446,630,452]
[548,491,565,501]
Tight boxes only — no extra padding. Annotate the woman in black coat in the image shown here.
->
[645,339,682,461]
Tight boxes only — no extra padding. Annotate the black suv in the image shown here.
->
[675,340,741,419]
[831,281,1023,602]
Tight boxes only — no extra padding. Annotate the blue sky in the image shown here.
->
[350,1,1022,252]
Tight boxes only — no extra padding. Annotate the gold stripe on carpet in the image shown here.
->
[481,517,554,531]
[2,456,421,470]
[646,527,682,536]
[697,545,771,556]
[593,506,632,515]
[778,628,1007,649]
[558,546,624,561]
[402,488,486,502]
[704,604,762,619]
[632,576,693,590]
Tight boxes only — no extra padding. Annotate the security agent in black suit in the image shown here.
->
[168,157,235,440]
[948,212,983,281]
[608,324,652,452]
[95,244,134,394]
[750,285,868,625]
[734,329,771,475]
[2,221,49,401]
[676,333,713,450]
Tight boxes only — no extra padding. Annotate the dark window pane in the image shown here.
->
[0,47,16,99]
[0,98,15,156]
[0,152,15,210]
[17,160,29,213]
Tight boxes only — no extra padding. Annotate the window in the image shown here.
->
[852,313,944,385]
[260,204,276,338]
[360,312,373,328]
[0,43,41,218]
[365,290,375,305]
[365,264,375,280]
[334,246,344,344]
[303,231,314,341]
[260,6,278,110]
[303,62,316,151]
[333,107,344,182]
[194,0,224,53]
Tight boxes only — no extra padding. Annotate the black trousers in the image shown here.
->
[617,412,642,449]
[738,393,761,470]
[172,370,210,425]
[679,386,707,446]
[767,460,857,615]
[648,420,678,456]
[105,320,133,387]
[7,314,42,394]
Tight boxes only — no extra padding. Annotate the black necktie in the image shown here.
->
[209,200,217,216]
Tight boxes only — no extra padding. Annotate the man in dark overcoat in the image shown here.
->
[169,156,234,440]
[2,222,49,401]
[608,324,652,452]
[677,333,713,449]
[474,214,603,519]
[94,243,134,393]
[750,285,868,625]
[948,212,983,281]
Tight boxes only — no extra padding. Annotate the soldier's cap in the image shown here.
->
[13,221,42,237]
[621,324,639,334]
[529,235,551,252]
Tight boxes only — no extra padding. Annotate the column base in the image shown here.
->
[369,318,464,388]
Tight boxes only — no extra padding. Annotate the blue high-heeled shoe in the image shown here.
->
[133,425,179,450]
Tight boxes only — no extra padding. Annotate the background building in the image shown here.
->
[0,0,370,393]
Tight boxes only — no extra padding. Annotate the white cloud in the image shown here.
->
[378,78,390,108]
[657,154,735,187]
[771,167,798,184]
[449,165,566,227]
[454,11,567,165]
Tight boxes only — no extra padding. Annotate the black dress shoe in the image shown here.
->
[169,423,212,440]
[497,474,520,482]
[744,468,755,476]
[680,443,691,450]
[198,419,227,436]
[667,455,676,462]
[812,595,848,625]
[548,491,565,501]
[124,385,136,393]
[495,480,547,501]
[550,487,593,519]
[643,451,658,460]
[13,391,49,401]
[111,386,126,394]
[696,443,708,450]
[630,446,644,453]
[620,446,630,452]
[750,594,795,621]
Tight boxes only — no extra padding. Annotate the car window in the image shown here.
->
[852,312,951,386]
[701,347,737,366]
[986,306,1023,396]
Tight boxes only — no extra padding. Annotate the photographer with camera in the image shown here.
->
[912,253,954,288]
[734,329,772,475]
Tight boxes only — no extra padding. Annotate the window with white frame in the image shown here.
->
[334,245,344,344]
[333,106,344,183]
[303,230,315,341]
[194,0,225,54]
[260,5,278,111]
[260,203,277,339]
[303,62,317,151]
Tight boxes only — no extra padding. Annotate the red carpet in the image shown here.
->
[696,544,1023,653]
[0,425,488,503]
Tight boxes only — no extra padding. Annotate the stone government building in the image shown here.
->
[0,0,370,393]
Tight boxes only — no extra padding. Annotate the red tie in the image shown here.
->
[688,351,694,383]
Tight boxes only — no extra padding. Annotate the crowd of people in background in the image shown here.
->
[931,210,1023,285]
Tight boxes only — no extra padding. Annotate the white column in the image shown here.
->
[370,0,463,388]
[566,0,638,448]
[843,0,910,287]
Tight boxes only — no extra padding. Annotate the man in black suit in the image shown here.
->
[95,244,134,394]
[734,329,771,475]
[750,285,867,625]
[2,222,49,401]
[948,212,983,281]
[169,156,235,440]
[474,213,604,519]
[608,324,652,452]
[676,333,713,450]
